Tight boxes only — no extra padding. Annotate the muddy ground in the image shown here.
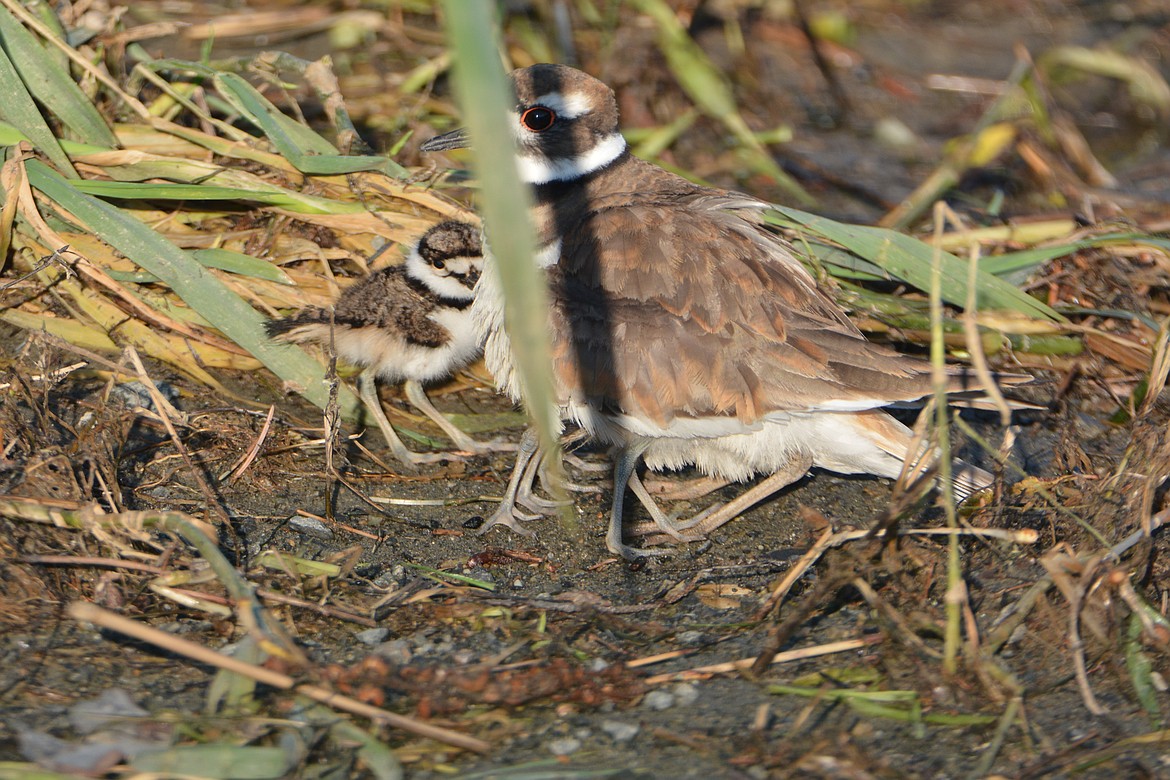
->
[3,1,1170,778]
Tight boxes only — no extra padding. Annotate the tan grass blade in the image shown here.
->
[24,159,361,417]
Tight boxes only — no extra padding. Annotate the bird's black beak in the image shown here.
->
[420,127,470,152]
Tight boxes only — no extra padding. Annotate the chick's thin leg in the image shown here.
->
[402,379,517,455]
[358,369,449,471]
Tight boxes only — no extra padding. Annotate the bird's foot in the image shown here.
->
[605,536,677,560]
[516,488,572,516]
[476,503,541,538]
[641,474,732,502]
[447,433,520,456]
[563,451,609,474]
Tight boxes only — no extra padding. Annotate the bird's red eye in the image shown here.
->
[521,107,556,132]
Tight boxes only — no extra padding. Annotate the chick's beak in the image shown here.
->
[420,127,470,152]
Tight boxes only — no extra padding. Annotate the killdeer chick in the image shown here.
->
[267,220,503,471]
[422,64,1020,557]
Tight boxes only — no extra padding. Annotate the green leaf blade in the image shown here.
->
[774,206,1064,321]
[0,6,117,149]
[26,159,361,419]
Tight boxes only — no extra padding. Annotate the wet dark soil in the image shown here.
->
[4,351,1168,778]
[3,1,1170,778]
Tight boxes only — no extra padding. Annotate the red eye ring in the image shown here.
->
[521,106,556,132]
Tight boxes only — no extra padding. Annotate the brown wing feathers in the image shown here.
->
[266,269,451,350]
[546,202,945,426]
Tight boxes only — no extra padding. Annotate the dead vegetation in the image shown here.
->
[1,1,1170,778]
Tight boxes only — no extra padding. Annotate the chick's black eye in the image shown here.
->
[432,259,446,270]
[521,106,556,132]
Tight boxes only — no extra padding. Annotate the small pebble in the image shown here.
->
[547,737,581,756]
[676,630,706,646]
[4,634,32,650]
[154,621,213,635]
[672,682,699,706]
[600,720,640,744]
[873,116,920,152]
[642,690,675,711]
[69,689,148,734]
[108,380,179,412]
[374,639,412,665]
[371,571,398,588]
[288,515,333,540]
[413,635,454,656]
[355,628,389,646]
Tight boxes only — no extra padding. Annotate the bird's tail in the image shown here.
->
[846,411,995,503]
[264,311,328,342]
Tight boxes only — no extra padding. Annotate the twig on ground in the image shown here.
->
[853,576,942,660]
[971,696,1024,779]
[221,405,276,484]
[124,347,229,524]
[1065,557,1109,715]
[642,636,881,685]
[754,527,834,620]
[751,553,859,676]
[67,601,491,754]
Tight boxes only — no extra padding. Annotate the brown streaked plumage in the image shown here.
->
[267,220,508,469]
[423,64,1023,557]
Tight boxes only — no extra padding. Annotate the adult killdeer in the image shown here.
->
[267,220,501,470]
[422,64,1018,558]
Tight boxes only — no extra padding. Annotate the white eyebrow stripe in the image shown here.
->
[531,90,592,119]
[515,132,627,184]
[404,245,477,301]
